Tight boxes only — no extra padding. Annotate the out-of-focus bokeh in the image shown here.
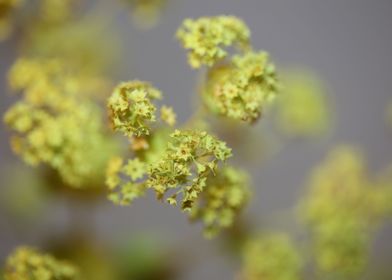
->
[1,0,392,279]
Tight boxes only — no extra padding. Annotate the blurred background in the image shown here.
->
[1,0,392,279]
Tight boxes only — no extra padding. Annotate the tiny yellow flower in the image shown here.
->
[160,105,177,126]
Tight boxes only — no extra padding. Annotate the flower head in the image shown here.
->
[176,15,250,68]
[147,130,232,211]
[106,155,149,206]
[203,51,279,123]
[108,81,162,137]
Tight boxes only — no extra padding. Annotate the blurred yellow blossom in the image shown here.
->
[240,233,302,280]
[176,16,250,68]
[4,58,116,188]
[276,70,331,137]
[301,147,392,278]
[190,166,250,238]
[125,0,167,29]
[4,246,79,280]
[160,105,176,126]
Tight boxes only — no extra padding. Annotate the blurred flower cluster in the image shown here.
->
[301,147,392,278]
[1,3,392,280]
[4,247,79,280]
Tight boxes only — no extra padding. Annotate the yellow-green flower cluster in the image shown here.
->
[147,130,232,211]
[160,105,176,127]
[301,147,392,277]
[203,51,279,123]
[4,246,79,280]
[176,16,251,68]
[108,129,233,209]
[107,81,162,138]
[240,234,302,280]
[177,16,279,124]
[125,0,167,29]
[106,156,148,205]
[4,58,115,188]
[106,129,233,234]
[189,166,250,238]
[0,0,22,40]
[276,71,331,137]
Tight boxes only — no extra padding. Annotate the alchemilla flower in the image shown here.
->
[108,80,162,138]
[147,129,232,211]
[176,15,251,68]
[203,51,279,123]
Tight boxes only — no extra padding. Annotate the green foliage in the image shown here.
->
[176,16,251,68]
[240,234,302,280]
[4,247,79,280]
[301,147,392,278]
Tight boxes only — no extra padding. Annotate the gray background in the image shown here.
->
[1,0,392,279]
